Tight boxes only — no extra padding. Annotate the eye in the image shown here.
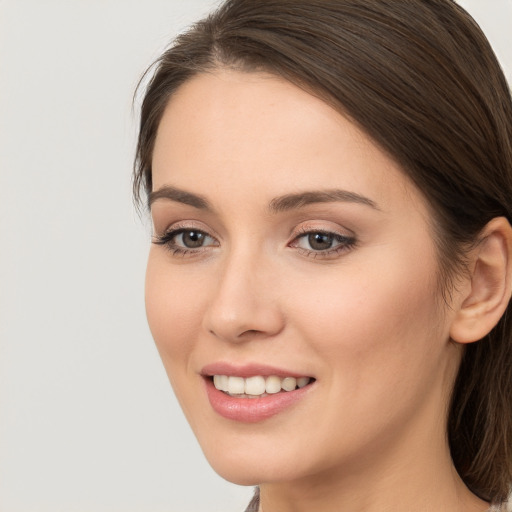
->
[153,226,218,254]
[291,229,356,257]
[301,232,337,251]
[175,230,212,248]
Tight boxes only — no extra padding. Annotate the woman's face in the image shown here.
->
[146,70,461,485]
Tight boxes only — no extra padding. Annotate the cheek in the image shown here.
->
[286,251,444,402]
[145,250,201,368]
[145,251,212,427]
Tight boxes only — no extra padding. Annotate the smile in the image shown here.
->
[213,375,312,397]
[203,369,315,422]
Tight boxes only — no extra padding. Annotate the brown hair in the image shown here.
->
[133,0,512,503]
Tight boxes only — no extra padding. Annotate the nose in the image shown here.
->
[202,249,285,343]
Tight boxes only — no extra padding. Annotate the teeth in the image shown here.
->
[245,376,266,395]
[265,375,282,394]
[228,376,245,395]
[213,375,312,396]
[213,375,229,392]
[297,377,310,388]
[281,377,297,391]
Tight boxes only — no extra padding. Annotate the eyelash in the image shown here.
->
[290,227,356,258]
[152,225,218,256]
[152,225,356,259]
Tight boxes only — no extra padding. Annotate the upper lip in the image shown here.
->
[201,362,313,379]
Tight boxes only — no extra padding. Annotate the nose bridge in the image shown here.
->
[202,241,284,342]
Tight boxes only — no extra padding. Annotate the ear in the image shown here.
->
[449,217,512,344]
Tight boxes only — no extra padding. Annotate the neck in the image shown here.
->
[259,448,487,512]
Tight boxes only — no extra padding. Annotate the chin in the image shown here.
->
[212,464,264,487]
[200,439,272,486]
[195,428,321,486]
[207,454,299,486]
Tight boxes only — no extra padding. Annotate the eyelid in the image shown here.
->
[152,220,220,256]
[290,221,355,239]
[288,222,357,258]
[153,220,219,239]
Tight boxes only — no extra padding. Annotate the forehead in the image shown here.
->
[151,70,424,216]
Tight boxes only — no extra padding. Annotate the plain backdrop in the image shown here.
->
[0,1,510,511]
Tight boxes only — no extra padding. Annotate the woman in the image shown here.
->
[134,1,512,511]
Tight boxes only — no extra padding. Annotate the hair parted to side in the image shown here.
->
[134,0,512,503]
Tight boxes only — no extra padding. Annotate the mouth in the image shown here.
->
[211,374,313,398]
[201,364,316,423]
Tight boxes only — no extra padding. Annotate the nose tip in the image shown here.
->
[202,261,285,343]
[205,307,284,343]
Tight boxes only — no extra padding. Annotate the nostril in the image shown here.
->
[239,329,262,338]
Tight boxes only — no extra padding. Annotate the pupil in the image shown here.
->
[183,231,204,248]
[308,233,333,250]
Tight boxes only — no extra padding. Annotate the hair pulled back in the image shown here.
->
[134,0,512,502]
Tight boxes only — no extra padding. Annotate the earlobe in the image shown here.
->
[449,217,512,344]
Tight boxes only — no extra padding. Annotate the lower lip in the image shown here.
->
[204,378,313,423]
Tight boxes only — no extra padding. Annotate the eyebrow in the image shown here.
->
[148,186,211,210]
[148,185,379,212]
[268,189,379,213]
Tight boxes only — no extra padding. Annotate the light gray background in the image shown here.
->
[0,1,510,511]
